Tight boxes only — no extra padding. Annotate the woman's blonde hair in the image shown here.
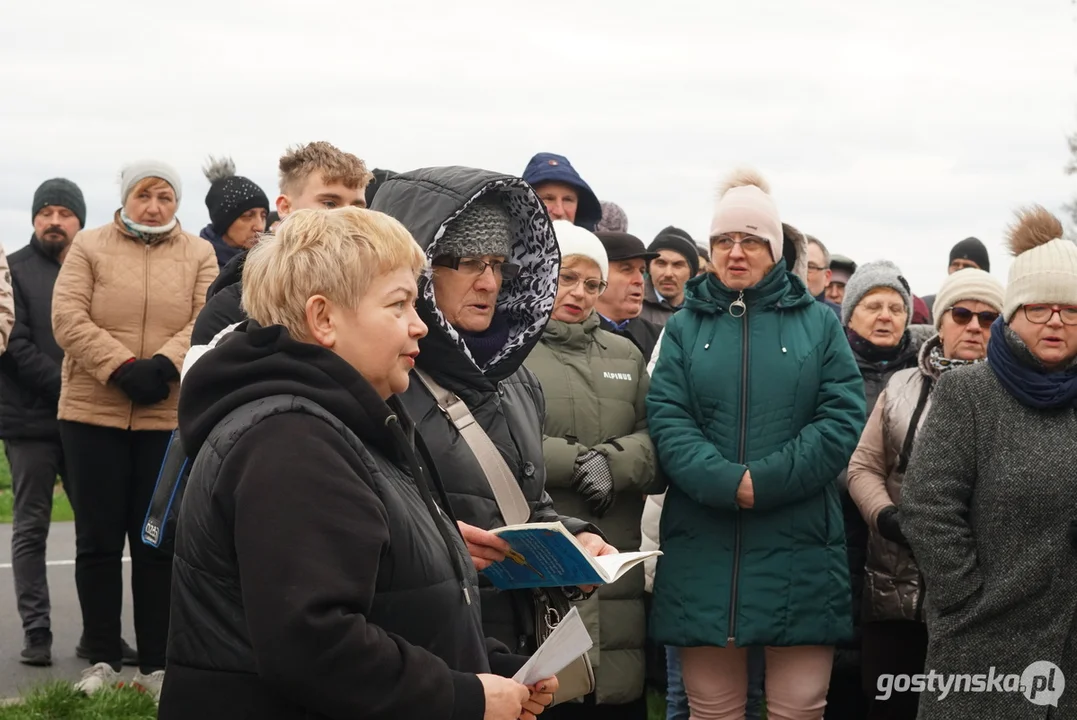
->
[242,207,426,339]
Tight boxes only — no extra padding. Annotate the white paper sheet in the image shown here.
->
[512,606,594,686]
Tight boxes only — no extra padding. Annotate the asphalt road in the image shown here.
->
[0,522,135,700]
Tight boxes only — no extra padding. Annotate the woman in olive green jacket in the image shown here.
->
[524,221,662,719]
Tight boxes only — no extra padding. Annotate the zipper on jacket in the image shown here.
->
[728,290,747,644]
[131,243,151,428]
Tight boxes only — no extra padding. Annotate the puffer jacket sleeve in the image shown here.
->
[0,248,13,353]
[528,376,602,538]
[747,309,866,512]
[152,244,217,370]
[7,271,61,399]
[52,236,135,383]
[646,315,747,511]
[542,436,586,488]
[595,350,663,494]
[900,371,983,612]
[847,388,896,527]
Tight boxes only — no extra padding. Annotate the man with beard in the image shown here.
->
[0,179,84,665]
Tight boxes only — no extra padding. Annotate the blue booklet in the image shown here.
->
[481,521,660,590]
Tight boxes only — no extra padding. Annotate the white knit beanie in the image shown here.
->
[120,160,184,205]
[709,168,782,263]
[552,220,609,283]
[1003,206,1077,321]
[932,268,1005,329]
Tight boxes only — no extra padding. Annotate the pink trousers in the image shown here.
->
[680,645,834,720]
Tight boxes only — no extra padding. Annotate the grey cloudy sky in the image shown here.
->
[2,0,1075,296]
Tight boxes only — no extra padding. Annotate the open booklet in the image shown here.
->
[481,521,661,590]
[513,606,593,686]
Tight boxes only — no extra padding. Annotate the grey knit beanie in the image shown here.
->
[120,160,183,204]
[841,259,912,326]
[437,195,512,259]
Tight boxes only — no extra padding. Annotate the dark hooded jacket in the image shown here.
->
[161,321,524,720]
[521,153,602,231]
[199,224,244,271]
[371,167,599,653]
[190,248,247,346]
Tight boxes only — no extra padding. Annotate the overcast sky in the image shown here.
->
[2,0,1075,295]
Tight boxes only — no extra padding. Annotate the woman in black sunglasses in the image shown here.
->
[903,206,1077,720]
[846,267,1003,720]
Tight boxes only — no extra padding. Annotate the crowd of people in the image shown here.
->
[0,140,1075,720]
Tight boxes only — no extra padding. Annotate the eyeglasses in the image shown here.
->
[558,271,607,295]
[948,307,1000,327]
[712,235,771,253]
[433,256,521,280]
[1022,304,1077,326]
[807,263,828,273]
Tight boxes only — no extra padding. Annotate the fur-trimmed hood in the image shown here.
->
[371,167,560,386]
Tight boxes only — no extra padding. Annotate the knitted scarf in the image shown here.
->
[458,310,511,369]
[987,317,1077,410]
[927,344,984,375]
[120,210,176,242]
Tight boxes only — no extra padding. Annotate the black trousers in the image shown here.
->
[862,621,929,720]
[59,420,172,673]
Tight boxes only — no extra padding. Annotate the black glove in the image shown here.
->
[571,450,615,518]
[152,354,179,383]
[876,505,910,549]
[113,359,171,405]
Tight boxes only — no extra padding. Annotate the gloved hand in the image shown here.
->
[112,358,171,405]
[877,505,910,549]
[152,354,180,383]
[571,450,615,518]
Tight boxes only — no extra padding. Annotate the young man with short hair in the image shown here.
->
[191,141,372,345]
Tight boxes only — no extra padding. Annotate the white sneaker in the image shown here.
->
[132,670,165,701]
[74,662,120,695]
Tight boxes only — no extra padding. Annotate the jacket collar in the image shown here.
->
[543,312,601,351]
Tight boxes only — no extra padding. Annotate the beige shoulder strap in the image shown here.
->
[414,369,532,526]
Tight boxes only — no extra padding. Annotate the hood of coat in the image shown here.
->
[206,247,248,299]
[682,224,814,316]
[178,320,414,463]
[371,167,560,386]
[917,333,943,380]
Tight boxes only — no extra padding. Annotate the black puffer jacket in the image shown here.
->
[372,167,598,652]
[190,248,247,346]
[0,238,63,439]
[163,321,522,720]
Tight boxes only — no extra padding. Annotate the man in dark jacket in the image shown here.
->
[805,234,843,318]
[640,226,699,327]
[592,232,662,361]
[0,178,84,665]
[371,167,614,654]
[191,141,373,345]
[522,152,602,231]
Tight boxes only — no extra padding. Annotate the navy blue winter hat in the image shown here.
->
[522,152,602,231]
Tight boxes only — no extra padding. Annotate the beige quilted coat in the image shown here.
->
[52,213,217,431]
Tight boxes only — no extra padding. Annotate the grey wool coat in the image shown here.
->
[902,358,1077,720]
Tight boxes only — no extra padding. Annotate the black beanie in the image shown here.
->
[203,157,270,236]
[949,236,990,272]
[648,226,700,277]
[33,178,86,228]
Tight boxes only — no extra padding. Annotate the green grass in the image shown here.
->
[0,442,72,524]
[0,683,157,719]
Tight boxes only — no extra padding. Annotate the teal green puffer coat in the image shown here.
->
[646,263,866,648]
